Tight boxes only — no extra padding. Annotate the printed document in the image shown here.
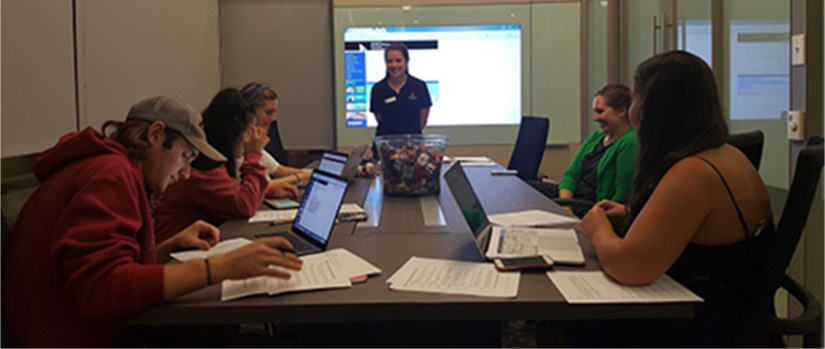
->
[221,248,380,301]
[338,203,368,222]
[486,227,585,265]
[452,156,493,163]
[170,238,252,262]
[488,209,580,227]
[249,209,299,223]
[547,271,704,304]
[452,156,498,167]
[387,257,519,298]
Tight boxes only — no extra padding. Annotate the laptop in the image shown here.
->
[444,163,585,265]
[313,144,369,181]
[255,170,349,255]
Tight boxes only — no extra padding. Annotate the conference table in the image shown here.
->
[132,164,696,325]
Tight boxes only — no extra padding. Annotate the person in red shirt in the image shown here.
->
[4,96,302,347]
[153,89,298,243]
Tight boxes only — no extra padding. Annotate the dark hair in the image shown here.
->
[625,51,728,226]
[595,84,632,115]
[191,88,254,177]
[102,119,182,160]
[384,42,410,75]
[240,82,278,110]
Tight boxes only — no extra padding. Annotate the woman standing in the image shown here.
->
[369,43,432,136]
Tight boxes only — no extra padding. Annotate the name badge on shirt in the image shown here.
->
[384,96,397,104]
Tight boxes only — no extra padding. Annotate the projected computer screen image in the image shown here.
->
[343,24,521,128]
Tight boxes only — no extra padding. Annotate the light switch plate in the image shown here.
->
[787,110,805,141]
[792,34,806,66]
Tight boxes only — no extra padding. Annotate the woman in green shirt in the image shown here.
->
[554,84,638,216]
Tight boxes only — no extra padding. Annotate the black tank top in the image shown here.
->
[663,156,773,345]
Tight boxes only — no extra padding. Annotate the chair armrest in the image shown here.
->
[772,274,823,340]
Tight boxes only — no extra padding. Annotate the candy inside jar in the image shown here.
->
[373,134,449,196]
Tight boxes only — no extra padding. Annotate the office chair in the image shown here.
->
[266,120,289,166]
[739,135,823,347]
[727,130,764,170]
[507,116,549,181]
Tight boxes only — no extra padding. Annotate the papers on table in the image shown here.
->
[251,204,369,224]
[488,209,580,227]
[338,203,368,222]
[249,209,299,223]
[486,227,585,265]
[170,238,252,262]
[547,271,704,304]
[221,248,381,301]
[451,156,498,167]
[387,257,520,298]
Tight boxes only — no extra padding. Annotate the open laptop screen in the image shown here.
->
[317,152,349,176]
[293,171,348,245]
[444,163,491,247]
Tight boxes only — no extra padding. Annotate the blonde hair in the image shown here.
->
[240,82,278,110]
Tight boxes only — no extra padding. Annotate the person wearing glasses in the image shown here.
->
[240,82,312,194]
[4,96,302,347]
[369,42,432,136]
[152,88,297,243]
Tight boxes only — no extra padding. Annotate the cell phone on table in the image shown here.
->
[494,255,554,271]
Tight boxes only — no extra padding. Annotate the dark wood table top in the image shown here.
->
[132,164,696,325]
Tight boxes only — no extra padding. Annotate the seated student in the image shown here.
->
[562,51,774,347]
[240,82,312,195]
[3,96,302,347]
[153,89,296,243]
[544,84,637,217]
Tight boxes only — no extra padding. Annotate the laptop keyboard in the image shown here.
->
[264,231,317,253]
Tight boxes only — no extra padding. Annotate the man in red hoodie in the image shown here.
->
[4,96,303,347]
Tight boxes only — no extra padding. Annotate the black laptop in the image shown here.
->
[256,170,349,255]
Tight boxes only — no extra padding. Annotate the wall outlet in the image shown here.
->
[787,110,805,141]
[792,34,806,66]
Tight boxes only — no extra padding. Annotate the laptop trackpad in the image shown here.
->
[265,231,319,255]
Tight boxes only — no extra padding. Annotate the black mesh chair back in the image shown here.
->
[727,130,764,170]
[742,136,823,347]
[266,120,289,166]
[507,116,549,180]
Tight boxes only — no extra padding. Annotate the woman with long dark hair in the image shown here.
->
[153,88,297,243]
[572,51,773,346]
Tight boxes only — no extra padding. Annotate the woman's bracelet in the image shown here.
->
[204,258,213,286]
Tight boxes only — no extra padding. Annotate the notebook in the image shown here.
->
[254,170,349,255]
[443,163,585,265]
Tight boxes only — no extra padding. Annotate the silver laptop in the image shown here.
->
[315,144,369,181]
[254,170,348,255]
[444,163,585,265]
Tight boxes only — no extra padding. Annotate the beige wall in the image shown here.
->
[76,0,220,129]
[1,0,77,157]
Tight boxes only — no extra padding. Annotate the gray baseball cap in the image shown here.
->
[126,95,226,162]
